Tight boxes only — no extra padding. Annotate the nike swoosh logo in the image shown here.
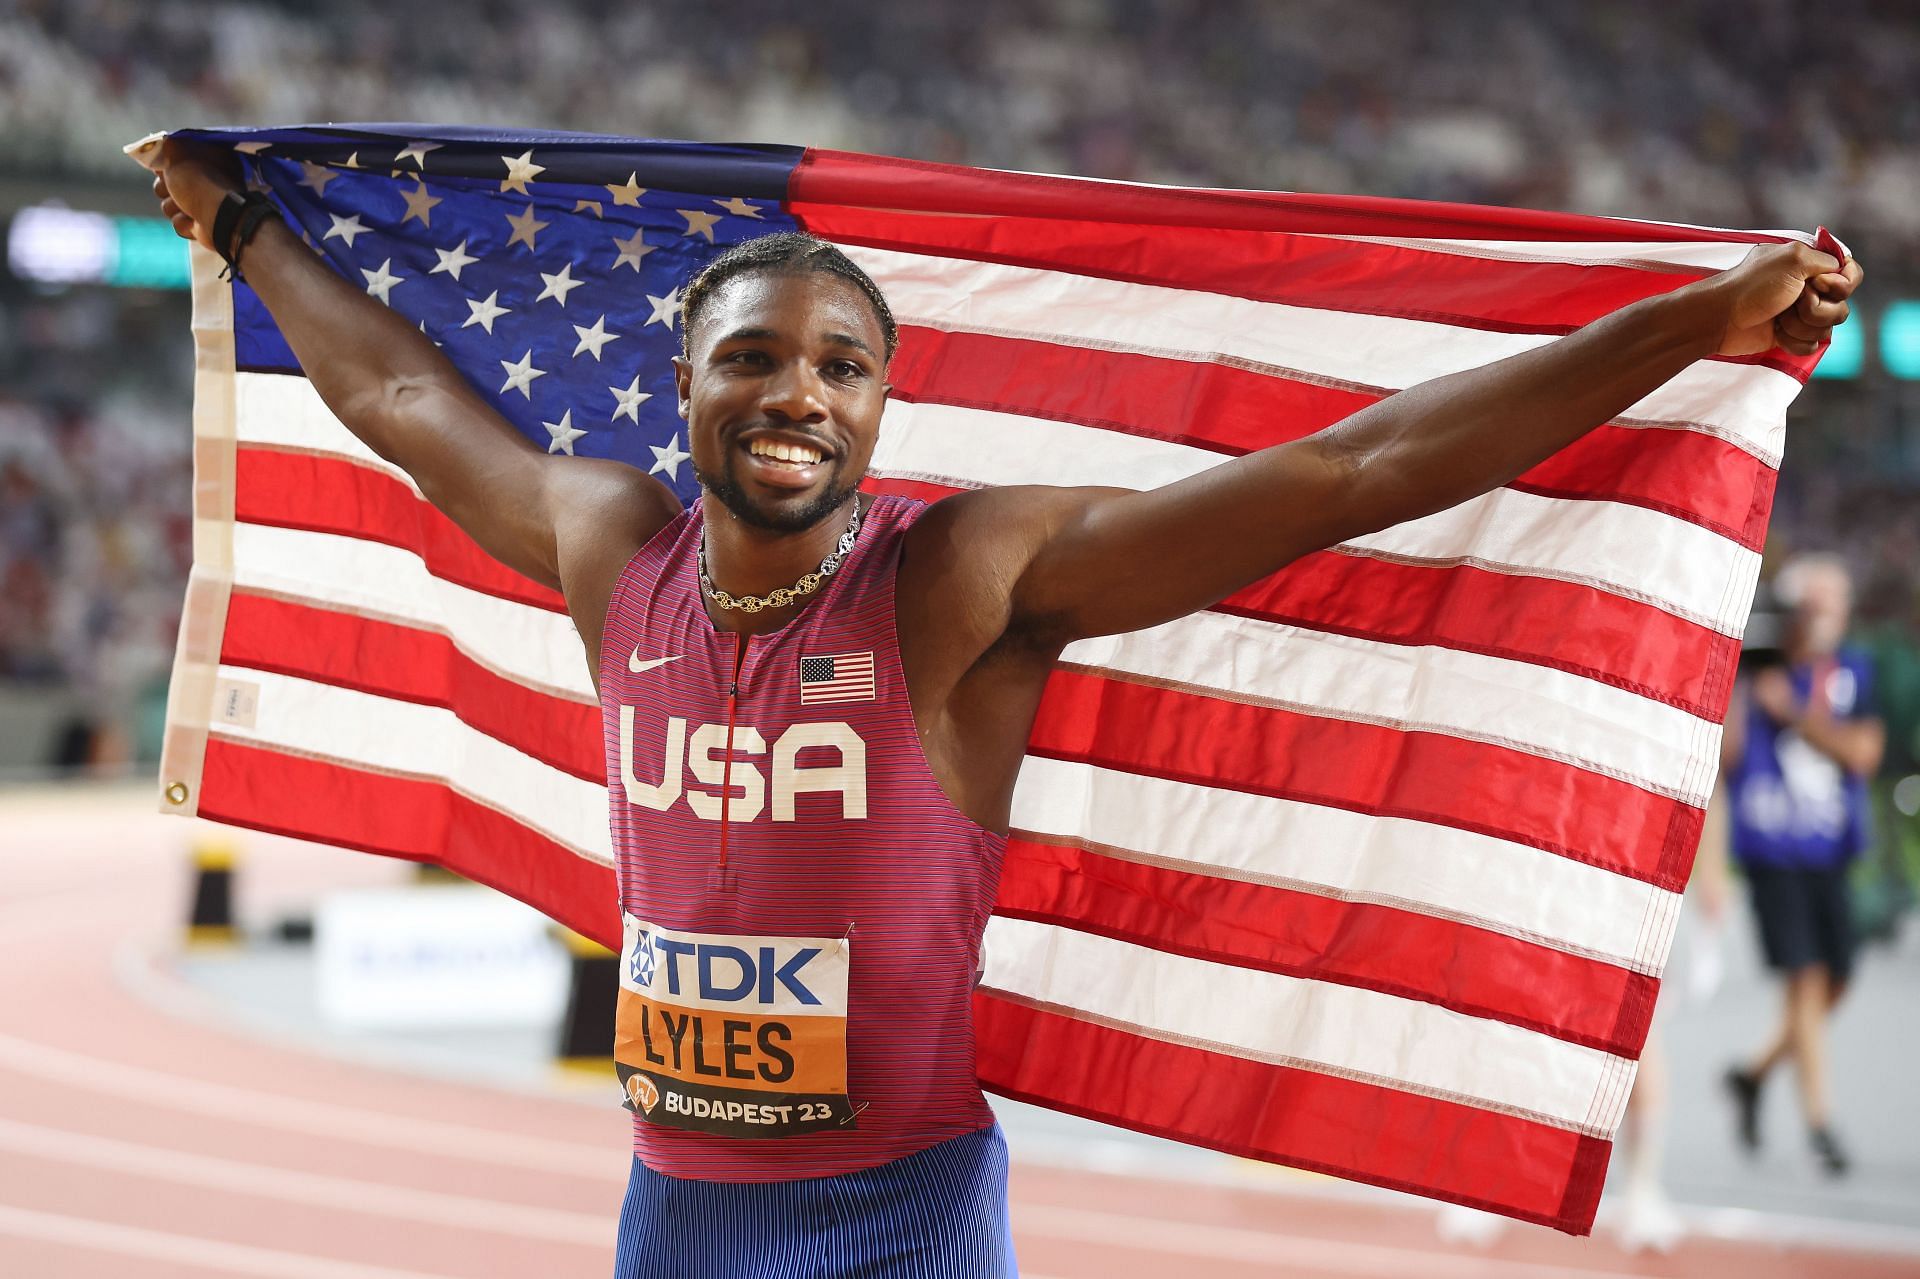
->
[628,652,684,675]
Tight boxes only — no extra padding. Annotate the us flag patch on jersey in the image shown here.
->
[799,652,876,705]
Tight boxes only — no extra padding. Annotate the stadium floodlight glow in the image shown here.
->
[7,203,115,283]
[1809,303,1864,379]
[5,203,191,288]
[1882,300,1920,380]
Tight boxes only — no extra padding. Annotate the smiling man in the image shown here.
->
[150,138,1860,1278]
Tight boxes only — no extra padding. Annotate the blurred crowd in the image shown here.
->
[3,0,1918,281]
[0,280,190,764]
[0,0,1918,773]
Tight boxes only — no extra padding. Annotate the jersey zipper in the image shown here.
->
[714,631,748,892]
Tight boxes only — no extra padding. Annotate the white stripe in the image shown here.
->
[979,917,1636,1134]
[842,245,1797,463]
[1011,756,1680,972]
[1322,234,1782,273]
[230,522,593,700]
[1063,609,1722,803]
[237,370,421,489]
[875,398,1761,635]
[209,666,614,864]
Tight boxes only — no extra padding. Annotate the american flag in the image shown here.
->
[799,652,877,705]
[140,124,1833,1234]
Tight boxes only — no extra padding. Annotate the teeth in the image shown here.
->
[749,439,823,465]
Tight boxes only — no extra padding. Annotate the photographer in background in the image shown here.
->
[1722,554,1885,1175]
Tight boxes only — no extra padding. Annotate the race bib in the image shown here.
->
[614,914,856,1136]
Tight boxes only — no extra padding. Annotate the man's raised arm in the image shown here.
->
[149,138,676,595]
[994,241,1862,644]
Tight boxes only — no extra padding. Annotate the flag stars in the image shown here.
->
[430,238,479,283]
[571,315,621,360]
[395,140,442,169]
[678,208,723,242]
[536,262,585,306]
[612,228,655,273]
[606,173,645,206]
[500,149,545,195]
[323,212,368,248]
[542,409,587,455]
[499,350,547,398]
[342,152,362,169]
[504,203,550,252]
[462,290,512,335]
[574,199,604,218]
[361,258,404,304]
[297,160,338,195]
[609,376,652,424]
[399,181,442,227]
[648,433,690,481]
[714,196,763,219]
[233,141,272,156]
[644,286,683,330]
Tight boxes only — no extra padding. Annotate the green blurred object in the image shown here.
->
[1882,300,1920,380]
[109,216,191,288]
[1809,305,1864,379]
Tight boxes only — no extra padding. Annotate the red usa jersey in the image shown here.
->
[597,495,1004,1181]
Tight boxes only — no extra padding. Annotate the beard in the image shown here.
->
[694,452,861,534]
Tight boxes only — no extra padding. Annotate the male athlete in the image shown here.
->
[150,138,1860,1277]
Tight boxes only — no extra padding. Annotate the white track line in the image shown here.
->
[0,1202,465,1279]
[0,1116,608,1244]
[0,1032,619,1178]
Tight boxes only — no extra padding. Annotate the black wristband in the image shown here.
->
[210,191,281,281]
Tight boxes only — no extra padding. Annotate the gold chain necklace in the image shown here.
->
[698,500,863,614]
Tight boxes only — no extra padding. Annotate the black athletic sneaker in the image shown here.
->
[1724,1066,1762,1151]
[1811,1126,1851,1176]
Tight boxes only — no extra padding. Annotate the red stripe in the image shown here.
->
[995,837,1657,1058]
[883,326,1778,551]
[864,477,1737,720]
[794,147,1773,246]
[219,591,603,782]
[1029,666,1702,892]
[1220,549,1738,720]
[234,446,566,613]
[197,736,620,948]
[804,199,1694,333]
[972,992,1610,1235]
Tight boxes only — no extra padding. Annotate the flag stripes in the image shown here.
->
[993,838,1662,1058]
[155,125,1827,1233]
[883,326,1780,548]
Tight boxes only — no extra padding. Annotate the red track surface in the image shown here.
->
[1,786,1914,1278]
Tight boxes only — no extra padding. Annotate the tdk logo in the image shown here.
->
[643,938,823,1006]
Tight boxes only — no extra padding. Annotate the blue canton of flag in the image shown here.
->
[225,128,804,507]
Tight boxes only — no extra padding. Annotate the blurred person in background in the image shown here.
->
[1721,553,1884,1174]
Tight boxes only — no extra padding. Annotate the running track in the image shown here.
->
[1,784,1914,1278]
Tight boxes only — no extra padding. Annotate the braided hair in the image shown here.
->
[679,231,898,363]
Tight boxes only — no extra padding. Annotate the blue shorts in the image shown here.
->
[613,1123,1017,1278]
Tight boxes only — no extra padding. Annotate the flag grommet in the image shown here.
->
[164,781,190,806]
